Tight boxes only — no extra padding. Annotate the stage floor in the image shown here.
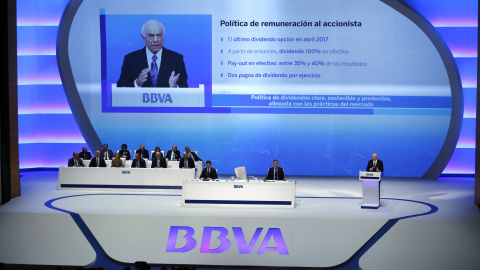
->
[0,171,479,269]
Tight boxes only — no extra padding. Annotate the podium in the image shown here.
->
[359,171,381,209]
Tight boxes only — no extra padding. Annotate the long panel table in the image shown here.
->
[182,179,296,208]
[83,159,204,178]
[58,167,195,191]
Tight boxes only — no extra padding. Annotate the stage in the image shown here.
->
[0,172,479,269]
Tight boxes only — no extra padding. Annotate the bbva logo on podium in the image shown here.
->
[166,226,289,255]
[143,93,173,103]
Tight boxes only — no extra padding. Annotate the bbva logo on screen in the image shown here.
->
[166,226,289,255]
[143,93,173,103]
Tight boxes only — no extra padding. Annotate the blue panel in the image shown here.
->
[18,114,84,143]
[457,118,476,148]
[17,0,69,25]
[17,55,60,84]
[435,27,478,57]
[443,148,475,174]
[17,26,58,55]
[402,0,478,26]
[18,84,71,113]
[455,57,478,87]
[19,143,87,168]
[463,88,477,118]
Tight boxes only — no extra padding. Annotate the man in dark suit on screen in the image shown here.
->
[199,160,218,180]
[68,152,84,167]
[151,152,167,168]
[263,160,286,181]
[366,153,384,172]
[179,152,195,169]
[116,20,188,88]
[89,151,107,167]
[100,144,114,160]
[131,153,147,168]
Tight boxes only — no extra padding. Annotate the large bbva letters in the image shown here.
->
[166,226,288,255]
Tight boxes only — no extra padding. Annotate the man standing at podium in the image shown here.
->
[367,153,384,172]
[263,160,286,181]
[116,20,188,88]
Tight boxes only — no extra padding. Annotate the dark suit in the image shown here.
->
[79,151,92,160]
[131,158,147,168]
[151,157,167,168]
[200,167,218,180]
[136,149,150,160]
[117,47,188,88]
[366,159,384,172]
[119,150,131,160]
[187,152,202,161]
[266,167,285,180]
[179,158,195,169]
[68,158,84,167]
[100,149,114,160]
[89,157,107,167]
[166,150,182,161]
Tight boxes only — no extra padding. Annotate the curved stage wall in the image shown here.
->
[17,0,477,178]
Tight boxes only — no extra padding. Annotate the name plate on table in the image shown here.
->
[359,171,382,181]
[112,84,204,107]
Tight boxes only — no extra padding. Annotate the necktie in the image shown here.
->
[185,160,188,168]
[105,151,107,159]
[157,160,160,167]
[137,160,140,168]
[75,159,77,167]
[97,158,99,167]
[151,55,158,86]
[274,168,277,180]
[374,161,376,169]
[207,168,210,175]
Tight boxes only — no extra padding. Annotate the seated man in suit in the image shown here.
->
[100,144,114,160]
[89,151,107,167]
[79,147,92,160]
[151,151,167,168]
[366,153,384,172]
[68,152,84,167]
[166,145,181,161]
[116,20,188,88]
[111,152,124,168]
[136,145,150,160]
[199,160,218,180]
[119,144,131,160]
[179,152,195,169]
[131,153,147,168]
[185,146,202,161]
[263,160,286,181]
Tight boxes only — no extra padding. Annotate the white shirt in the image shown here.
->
[134,47,162,87]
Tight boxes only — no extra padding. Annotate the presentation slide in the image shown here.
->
[58,0,460,177]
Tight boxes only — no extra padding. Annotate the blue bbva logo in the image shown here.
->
[121,171,130,174]
[166,226,288,255]
[234,185,243,188]
[143,93,173,103]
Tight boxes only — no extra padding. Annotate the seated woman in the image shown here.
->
[111,152,124,168]
[119,143,131,160]
[154,146,163,158]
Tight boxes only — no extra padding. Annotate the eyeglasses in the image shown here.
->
[146,34,163,41]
